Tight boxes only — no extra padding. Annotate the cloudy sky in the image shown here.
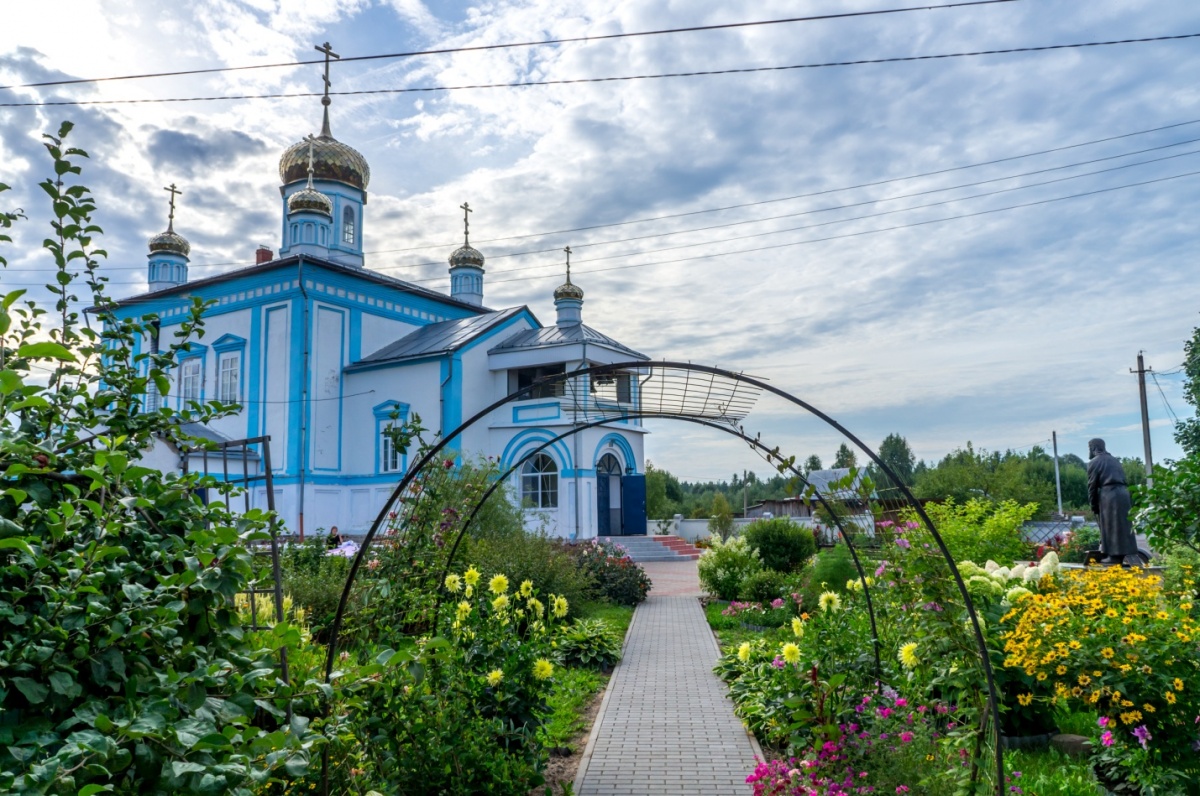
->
[3,0,1199,481]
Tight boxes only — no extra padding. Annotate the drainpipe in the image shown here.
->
[297,261,310,541]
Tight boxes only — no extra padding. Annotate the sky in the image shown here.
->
[2,0,1199,482]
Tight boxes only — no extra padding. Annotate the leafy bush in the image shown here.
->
[281,538,350,640]
[698,535,762,600]
[555,618,623,669]
[708,492,735,541]
[914,497,1038,566]
[0,127,309,794]
[569,540,651,606]
[739,569,791,603]
[1057,523,1100,563]
[1134,454,1200,556]
[803,544,859,602]
[742,518,818,573]
[466,533,594,619]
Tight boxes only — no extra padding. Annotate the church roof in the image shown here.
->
[347,307,528,370]
[488,323,647,360]
[102,253,489,313]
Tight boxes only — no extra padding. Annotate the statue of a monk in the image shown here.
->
[1086,438,1137,563]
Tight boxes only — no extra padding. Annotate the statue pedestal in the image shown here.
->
[1082,549,1150,567]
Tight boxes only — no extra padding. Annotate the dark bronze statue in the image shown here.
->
[1086,438,1137,563]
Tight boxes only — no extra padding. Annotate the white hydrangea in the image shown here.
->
[993,567,1011,581]
[1008,564,1028,582]
[1022,566,1041,583]
[984,560,1000,573]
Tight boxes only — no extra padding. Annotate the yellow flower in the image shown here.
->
[528,597,544,617]
[519,579,534,597]
[1036,672,1048,682]
[1165,691,1177,704]
[464,584,474,598]
[464,567,481,587]
[553,595,569,618]
[1056,665,1067,676]
[489,574,509,595]
[818,591,842,612]
[1174,677,1185,691]
[444,573,462,592]
[791,617,805,637]
[781,643,801,665]
[738,642,751,662]
[1068,640,1081,650]
[485,669,503,687]
[533,659,554,680]
[492,594,510,611]
[456,601,471,621]
[1101,647,1115,659]
[1143,704,1155,713]
[1078,674,1091,686]
[898,642,920,669]
[1017,693,1033,706]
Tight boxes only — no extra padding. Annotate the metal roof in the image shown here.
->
[348,307,526,370]
[101,253,489,313]
[488,323,647,359]
[176,422,262,461]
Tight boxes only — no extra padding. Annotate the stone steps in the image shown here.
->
[598,535,701,562]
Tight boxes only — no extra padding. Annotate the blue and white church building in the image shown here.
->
[112,100,650,539]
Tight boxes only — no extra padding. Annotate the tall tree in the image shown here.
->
[1175,321,1200,455]
[832,443,857,469]
[803,454,822,474]
[874,433,916,492]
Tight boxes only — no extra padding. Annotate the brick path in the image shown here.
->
[574,562,759,795]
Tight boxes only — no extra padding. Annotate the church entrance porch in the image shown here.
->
[596,453,646,536]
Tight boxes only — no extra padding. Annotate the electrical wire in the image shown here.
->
[1150,373,1180,423]
[7,30,1197,108]
[0,1,1019,91]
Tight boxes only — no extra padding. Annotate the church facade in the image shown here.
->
[110,100,649,540]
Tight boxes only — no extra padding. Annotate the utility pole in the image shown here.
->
[1051,431,1063,518]
[1131,352,1154,482]
[743,469,748,518]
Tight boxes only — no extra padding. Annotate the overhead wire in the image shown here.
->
[6,31,1198,108]
[1150,373,1180,423]
[0,1,1019,91]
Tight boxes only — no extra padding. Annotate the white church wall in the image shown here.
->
[310,303,346,472]
[261,302,293,472]
[359,311,419,358]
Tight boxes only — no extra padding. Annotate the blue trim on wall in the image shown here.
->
[246,306,262,439]
[440,354,463,454]
[349,307,362,363]
[513,401,561,423]
[593,433,637,473]
[500,428,574,473]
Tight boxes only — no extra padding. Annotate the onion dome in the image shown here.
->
[148,228,190,257]
[288,185,332,216]
[449,243,485,269]
[279,133,370,190]
[553,279,584,301]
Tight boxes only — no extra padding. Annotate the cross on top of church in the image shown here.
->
[304,134,317,186]
[164,183,182,232]
[564,245,573,283]
[460,201,472,245]
[315,41,340,136]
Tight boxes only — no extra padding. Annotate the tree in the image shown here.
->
[873,433,916,492]
[645,460,683,519]
[832,443,857,469]
[1174,321,1200,455]
[708,492,735,541]
[803,454,822,474]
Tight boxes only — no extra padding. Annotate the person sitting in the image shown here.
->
[326,525,347,549]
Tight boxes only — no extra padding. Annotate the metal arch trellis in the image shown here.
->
[321,361,1006,795]
[428,413,887,683]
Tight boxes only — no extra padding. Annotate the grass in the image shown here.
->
[1005,747,1097,796]
[539,667,607,751]
[703,600,788,653]
[577,600,634,640]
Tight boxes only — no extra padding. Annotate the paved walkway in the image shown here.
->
[574,561,759,795]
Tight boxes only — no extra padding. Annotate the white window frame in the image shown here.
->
[217,352,241,405]
[380,425,404,473]
[179,357,202,403]
[521,454,559,509]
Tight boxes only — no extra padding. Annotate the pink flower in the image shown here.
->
[1101,730,1114,747]
[895,698,908,707]
[1132,725,1151,749]
[900,731,914,743]
[896,538,911,549]
[1098,716,1110,728]
[897,787,910,794]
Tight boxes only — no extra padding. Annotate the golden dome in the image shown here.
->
[148,229,190,257]
[287,186,333,216]
[279,134,370,190]
[553,280,584,301]
[449,243,485,269]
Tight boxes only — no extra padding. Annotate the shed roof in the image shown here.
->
[488,323,647,359]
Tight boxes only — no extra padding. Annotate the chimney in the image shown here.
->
[256,245,273,264]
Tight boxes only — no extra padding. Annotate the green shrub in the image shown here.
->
[912,498,1038,565]
[697,535,762,600]
[739,569,791,603]
[281,538,350,640]
[569,540,651,606]
[801,544,860,608]
[555,618,623,669]
[1058,523,1100,563]
[742,517,818,572]
[465,533,594,618]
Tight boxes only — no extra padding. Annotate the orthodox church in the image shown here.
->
[110,87,650,540]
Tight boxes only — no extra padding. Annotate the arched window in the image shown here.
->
[521,454,558,509]
[342,205,355,245]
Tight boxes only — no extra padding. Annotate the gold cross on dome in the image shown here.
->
[315,41,340,104]
[564,246,572,283]
[460,201,472,245]
[164,183,182,232]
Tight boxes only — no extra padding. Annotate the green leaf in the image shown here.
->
[171,761,208,777]
[78,785,113,796]
[0,370,22,395]
[49,670,80,697]
[12,677,49,704]
[16,341,76,362]
[0,538,35,556]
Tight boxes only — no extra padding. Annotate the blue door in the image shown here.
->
[597,454,622,535]
[621,474,647,538]
[597,471,611,536]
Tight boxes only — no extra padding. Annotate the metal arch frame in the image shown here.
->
[322,360,1005,795]
[428,413,886,681]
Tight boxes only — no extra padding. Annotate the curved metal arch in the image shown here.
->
[324,361,1004,794]
[427,413,885,682]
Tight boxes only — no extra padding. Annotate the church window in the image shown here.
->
[218,352,240,404]
[342,206,355,245]
[374,400,410,474]
[590,372,632,403]
[381,428,403,473]
[180,357,202,403]
[521,454,558,509]
[510,363,566,399]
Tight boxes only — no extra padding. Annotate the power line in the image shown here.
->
[8,30,1198,109]
[1150,373,1180,423]
[10,130,1200,276]
[0,1,1018,91]
[6,166,1199,289]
